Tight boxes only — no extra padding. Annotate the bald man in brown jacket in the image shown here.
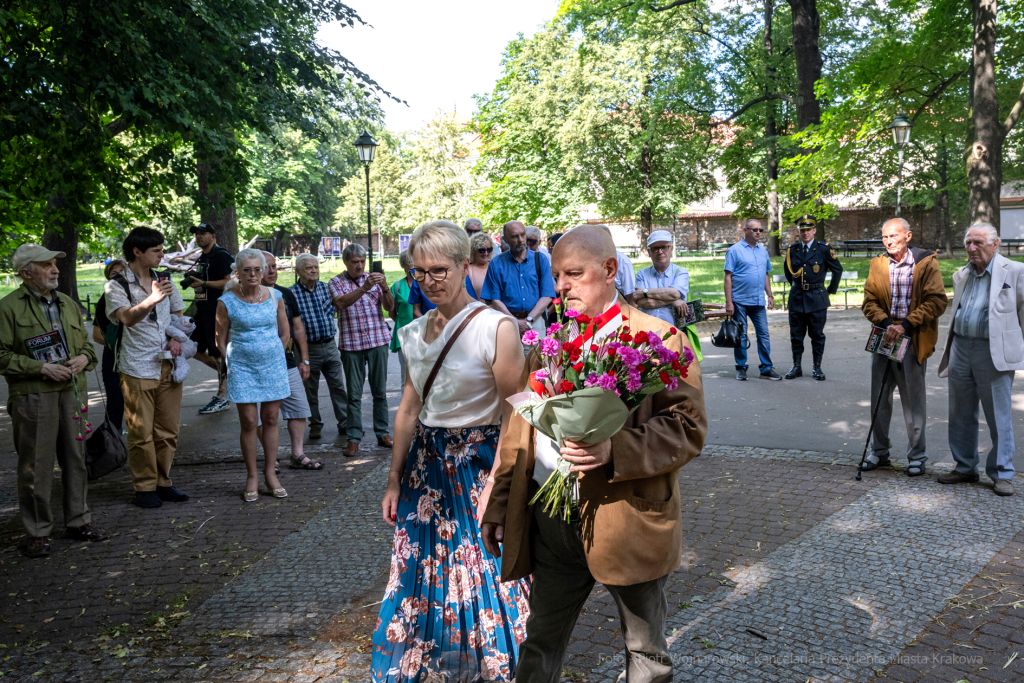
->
[481,226,707,683]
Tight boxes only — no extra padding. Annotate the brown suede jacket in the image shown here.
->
[861,247,948,363]
[481,305,708,587]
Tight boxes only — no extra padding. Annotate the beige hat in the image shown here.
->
[13,244,65,273]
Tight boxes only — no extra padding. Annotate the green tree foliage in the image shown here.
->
[0,0,388,297]
[402,115,482,229]
[474,16,719,239]
[334,137,414,238]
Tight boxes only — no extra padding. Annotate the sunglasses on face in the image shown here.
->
[526,238,539,246]
[477,248,492,256]
[649,245,672,253]
[748,228,764,233]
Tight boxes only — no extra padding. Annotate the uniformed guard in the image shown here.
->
[783,215,843,380]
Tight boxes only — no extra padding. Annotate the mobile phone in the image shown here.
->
[371,261,384,274]
[155,269,171,283]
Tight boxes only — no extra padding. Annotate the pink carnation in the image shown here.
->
[597,374,618,392]
[539,338,561,357]
[546,322,562,335]
[564,310,580,319]
[626,377,643,392]
[522,330,540,346]
[534,369,549,381]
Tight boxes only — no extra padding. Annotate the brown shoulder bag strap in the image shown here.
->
[421,305,487,404]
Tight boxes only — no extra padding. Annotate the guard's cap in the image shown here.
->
[647,230,673,247]
[190,222,217,235]
[797,215,817,229]
[13,244,65,273]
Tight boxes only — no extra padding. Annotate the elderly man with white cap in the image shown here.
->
[634,229,690,325]
[0,244,104,558]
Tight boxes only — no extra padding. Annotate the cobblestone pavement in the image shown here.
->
[2,444,1023,683]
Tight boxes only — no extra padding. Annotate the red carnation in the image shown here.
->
[635,331,649,344]
[552,298,562,305]
[607,347,618,358]
[672,359,682,371]
[659,371,671,384]
[561,341,575,353]
[637,364,646,373]
[619,332,633,343]
[590,344,599,353]
[669,327,678,336]
[559,380,574,394]
[606,369,617,377]
[576,314,592,325]
[622,326,630,333]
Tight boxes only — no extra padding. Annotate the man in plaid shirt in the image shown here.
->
[861,217,948,476]
[291,253,348,441]
[330,243,395,457]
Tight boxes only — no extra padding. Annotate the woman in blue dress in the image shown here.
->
[215,248,291,502]
[375,221,530,682]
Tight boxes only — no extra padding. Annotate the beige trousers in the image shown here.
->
[9,389,91,537]
[121,360,183,492]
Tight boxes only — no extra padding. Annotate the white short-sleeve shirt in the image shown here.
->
[105,267,185,380]
[399,302,505,427]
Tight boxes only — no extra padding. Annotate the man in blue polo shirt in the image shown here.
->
[724,219,780,381]
[481,220,555,349]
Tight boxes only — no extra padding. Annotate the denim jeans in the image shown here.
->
[733,303,773,373]
[948,335,1016,481]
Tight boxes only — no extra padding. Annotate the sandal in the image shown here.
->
[907,461,926,477]
[289,455,323,471]
[243,490,258,503]
[267,486,288,499]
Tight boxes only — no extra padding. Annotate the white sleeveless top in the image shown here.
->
[398,302,505,427]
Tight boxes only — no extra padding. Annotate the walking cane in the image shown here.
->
[856,359,893,481]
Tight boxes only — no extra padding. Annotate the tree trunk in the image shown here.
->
[968,0,1002,231]
[765,0,781,257]
[640,137,653,242]
[197,156,240,254]
[43,190,80,303]
[788,0,826,243]
[938,134,955,258]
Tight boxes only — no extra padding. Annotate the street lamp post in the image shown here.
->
[888,113,913,218]
[353,131,379,267]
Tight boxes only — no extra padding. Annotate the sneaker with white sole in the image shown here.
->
[199,396,230,414]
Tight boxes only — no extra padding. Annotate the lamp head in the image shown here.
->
[889,113,913,148]
[354,131,379,163]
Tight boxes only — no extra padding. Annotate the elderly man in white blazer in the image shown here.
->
[937,223,1024,496]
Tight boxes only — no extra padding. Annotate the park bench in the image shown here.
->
[839,240,884,257]
[707,243,731,256]
[1002,238,1024,255]
[834,271,860,309]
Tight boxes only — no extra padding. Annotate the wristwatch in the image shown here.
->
[302,360,310,366]
[643,288,649,296]
[526,315,534,324]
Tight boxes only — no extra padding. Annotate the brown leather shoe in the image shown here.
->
[937,470,980,485]
[24,536,50,558]
[67,524,107,542]
[377,435,394,448]
[344,441,360,457]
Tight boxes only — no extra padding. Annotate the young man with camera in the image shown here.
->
[105,227,190,508]
[183,223,234,414]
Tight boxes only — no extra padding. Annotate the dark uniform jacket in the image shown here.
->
[784,241,843,313]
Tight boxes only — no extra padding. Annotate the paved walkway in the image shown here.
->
[3,311,1024,682]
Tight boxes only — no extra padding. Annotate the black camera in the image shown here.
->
[180,270,200,288]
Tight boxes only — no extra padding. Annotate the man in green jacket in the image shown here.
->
[0,244,104,558]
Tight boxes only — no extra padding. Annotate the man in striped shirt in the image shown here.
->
[861,218,948,477]
[291,253,348,441]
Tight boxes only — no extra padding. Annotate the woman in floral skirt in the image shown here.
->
[374,220,529,682]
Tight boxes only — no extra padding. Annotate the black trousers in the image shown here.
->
[789,308,827,358]
[101,346,125,431]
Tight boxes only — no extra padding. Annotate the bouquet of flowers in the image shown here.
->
[508,299,694,522]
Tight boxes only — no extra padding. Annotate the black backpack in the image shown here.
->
[85,368,128,480]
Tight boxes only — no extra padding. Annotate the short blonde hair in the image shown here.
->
[469,231,494,253]
[409,220,470,264]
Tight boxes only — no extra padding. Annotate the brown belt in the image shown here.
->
[509,311,530,320]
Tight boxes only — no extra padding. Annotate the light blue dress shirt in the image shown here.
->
[635,263,690,324]
[724,240,773,306]
[615,250,636,297]
[953,259,994,339]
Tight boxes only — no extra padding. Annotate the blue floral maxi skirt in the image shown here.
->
[372,424,530,682]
